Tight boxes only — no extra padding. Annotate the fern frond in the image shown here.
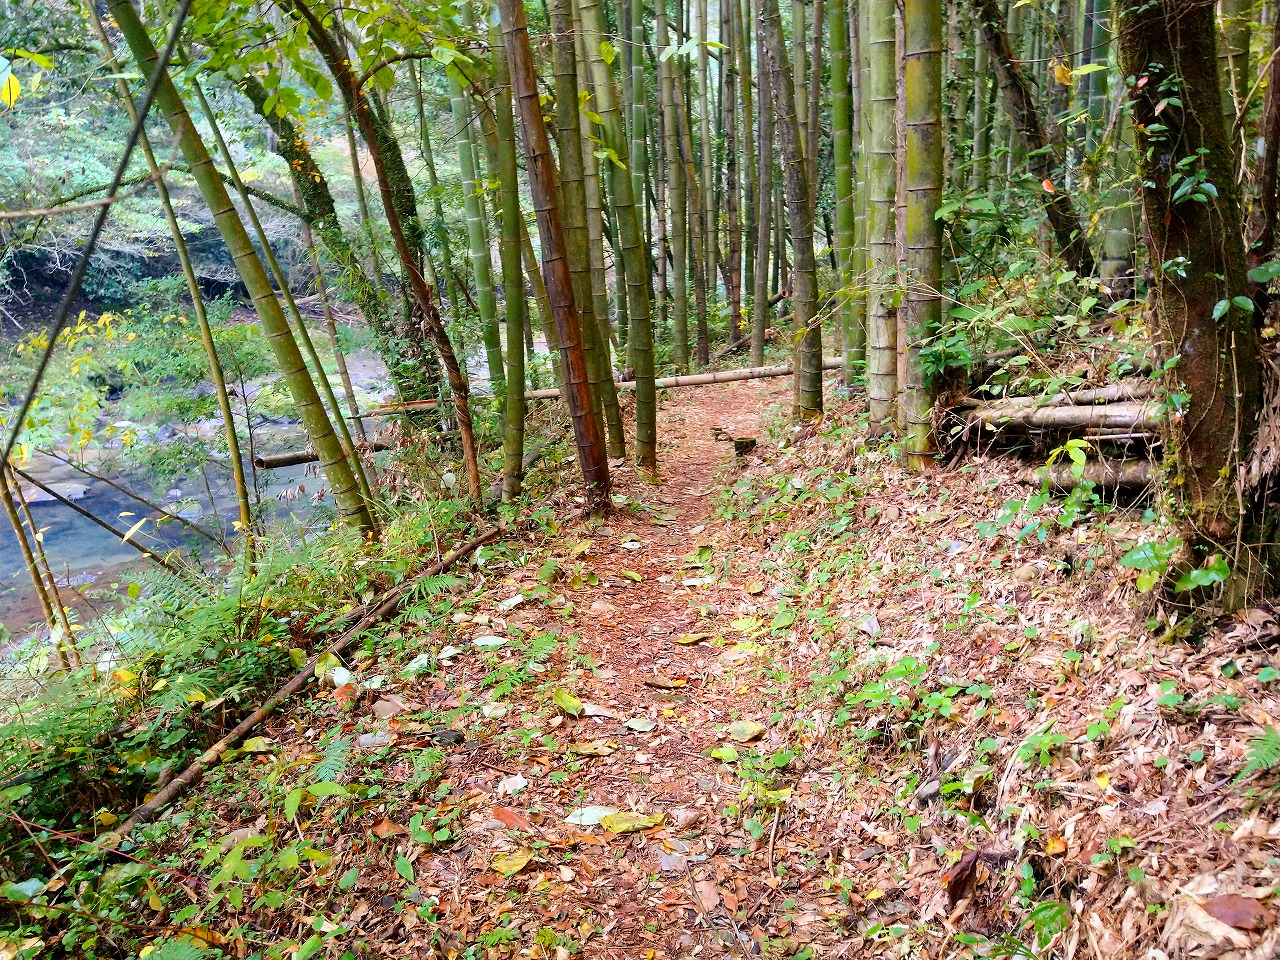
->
[312,736,351,783]
[1241,726,1280,780]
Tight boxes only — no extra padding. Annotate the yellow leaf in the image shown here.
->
[1045,837,1068,855]
[97,811,118,826]
[112,669,136,684]
[491,847,536,875]
[725,719,767,742]
[1095,771,1110,790]
[674,633,710,645]
[1,72,20,109]
[568,740,617,756]
[1053,61,1073,86]
[148,891,164,911]
[600,811,663,834]
[185,688,207,703]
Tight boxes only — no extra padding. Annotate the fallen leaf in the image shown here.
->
[492,805,536,833]
[745,581,765,595]
[552,688,584,717]
[1203,894,1271,931]
[942,849,980,908]
[370,818,406,838]
[601,811,664,834]
[582,702,617,718]
[725,720,767,742]
[565,805,618,826]
[643,675,683,689]
[623,717,658,732]
[492,848,536,876]
[675,633,711,645]
[620,570,643,582]
[568,740,617,756]
[1044,837,1067,856]
[497,774,528,796]
[693,879,721,911]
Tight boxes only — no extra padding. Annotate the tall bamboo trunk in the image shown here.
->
[760,0,823,419]
[87,7,256,549]
[738,0,757,309]
[867,0,899,426]
[289,0,482,500]
[751,0,774,367]
[578,0,659,467]
[449,71,504,394]
[109,0,374,531]
[493,22,527,500]
[410,62,458,306]
[499,0,612,504]
[550,0,623,455]
[697,0,717,362]
[0,466,68,669]
[659,0,691,370]
[901,0,942,467]
[725,0,743,344]
[830,0,859,383]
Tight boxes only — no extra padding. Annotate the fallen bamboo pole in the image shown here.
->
[113,522,504,839]
[361,356,844,417]
[964,400,1157,432]
[956,380,1157,410]
[254,435,397,470]
[1024,460,1157,490]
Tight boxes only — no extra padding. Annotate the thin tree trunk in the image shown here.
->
[831,0,858,383]
[499,0,612,503]
[449,71,504,394]
[901,0,942,467]
[550,0,622,455]
[494,23,526,500]
[109,0,374,531]
[751,0,774,368]
[867,0,899,426]
[578,0,659,467]
[87,7,256,550]
[697,0,717,361]
[761,0,822,419]
[0,466,67,669]
[289,0,482,501]
[660,0,691,370]
[807,0,824,204]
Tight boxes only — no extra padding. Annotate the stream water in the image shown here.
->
[0,333,554,639]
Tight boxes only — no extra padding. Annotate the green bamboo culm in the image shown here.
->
[901,0,942,468]
[576,0,658,469]
[448,65,505,399]
[107,0,375,533]
[866,0,898,428]
[547,0,620,454]
[829,0,861,385]
[493,20,526,501]
[657,0,689,371]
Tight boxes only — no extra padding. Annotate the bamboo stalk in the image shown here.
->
[964,400,1157,430]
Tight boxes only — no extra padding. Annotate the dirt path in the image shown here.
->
[408,378,812,958]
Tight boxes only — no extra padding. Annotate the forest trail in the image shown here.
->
[399,377,824,958]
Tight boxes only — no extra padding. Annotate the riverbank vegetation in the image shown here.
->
[4,0,1280,955]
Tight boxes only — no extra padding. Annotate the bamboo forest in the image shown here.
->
[9,0,1280,955]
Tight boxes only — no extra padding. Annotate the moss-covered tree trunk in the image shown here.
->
[1118,0,1261,540]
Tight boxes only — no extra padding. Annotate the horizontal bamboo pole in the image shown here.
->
[255,435,397,470]
[965,399,1157,432]
[1024,459,1157,489]
[362,356,844,417]
[957,380,1156,410]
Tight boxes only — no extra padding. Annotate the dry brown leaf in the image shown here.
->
[1202,893,1271,931]
[491,805,535,833]
[370,818,406,838]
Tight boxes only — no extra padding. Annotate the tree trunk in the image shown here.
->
[493,24,527,501]
[1118,0,1261,533]
[830,0,859,383]
[578,0,659,467]
[448,70,504,395]
[500,0,612,504]
[108,0,374,531]
[901,0,942,468]
[751,0,774,367]
[289,0,483,501]
[867,0,898,426]
[760,0,823,419]
[659,0,691,370]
